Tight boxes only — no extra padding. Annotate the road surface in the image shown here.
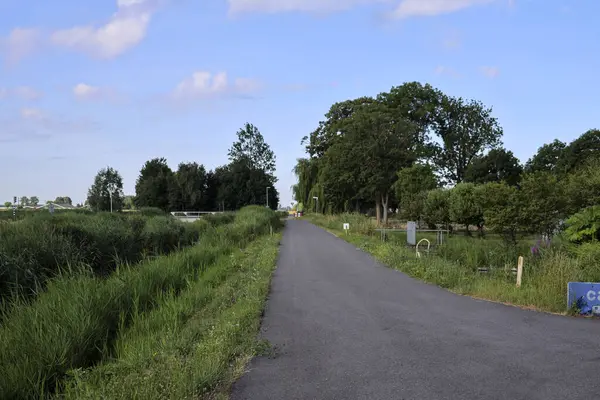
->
[231,220,599,400]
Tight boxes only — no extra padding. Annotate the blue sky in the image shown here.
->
[1,0,598,207]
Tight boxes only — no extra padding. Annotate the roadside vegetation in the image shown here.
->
[0,206,282,399]
[294,81,600,314]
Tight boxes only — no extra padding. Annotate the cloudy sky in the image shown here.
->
[1,0,598,206]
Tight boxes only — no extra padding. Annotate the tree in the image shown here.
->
[395,164,438,222]
[559,129,600,173]
[29,196,39,207]
[54,196,72,205]
[566,160,600,215]
[518,172,567,237]
[216,157,279,210]
[228,123,276,178]
[449,182,484,235]
[134,158,173,211]
[433,96,503,184]
[19,196,29,206]
[123,196,135,210]
[464,148,523,186]
[87,166,124,212]
[205,170,222,211]
[169,162,208,211]
[320,101,419,224]
[423,189,451,229]
[477,182,522,243]
[564,206,600,243]
[4,202,12,208]
[524,139,566,174]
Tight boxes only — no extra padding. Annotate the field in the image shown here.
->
[307,213,600,314]
[0,206,282,399]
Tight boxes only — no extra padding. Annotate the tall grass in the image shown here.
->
[308,213,598,314]
[0,206,281,399]
[0,212,216,303]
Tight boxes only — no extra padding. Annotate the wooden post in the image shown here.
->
[516,256,524,287]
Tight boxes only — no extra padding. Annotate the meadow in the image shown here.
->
[0,206,281,399]
[307,213,600,314]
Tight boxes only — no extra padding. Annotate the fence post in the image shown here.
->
[516,256,524,287]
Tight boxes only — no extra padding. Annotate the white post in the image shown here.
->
[109,191,113,213]
[516,256,524,287]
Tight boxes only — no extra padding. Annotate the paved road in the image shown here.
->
[231,220,599,400]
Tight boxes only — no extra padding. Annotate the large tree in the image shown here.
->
[54,196,73,205]
[228,123,276,179]
[321,101,419,224]
[29,196,39,207]
[87,166,124,212]
[217,157,279,210]
[134,157,174,211]
[169,162,208,211]
[395,164,438,222]
[558,129,600,173]
[464,148,523,186]
[433,96,503,184]
[524,139,566,174]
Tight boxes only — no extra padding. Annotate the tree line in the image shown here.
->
[293,81,600,239]
[86,123,280,212]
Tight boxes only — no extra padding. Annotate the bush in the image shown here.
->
[564,205,600,243]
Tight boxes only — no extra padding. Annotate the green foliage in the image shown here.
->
[0,212,215,303]
[464,148,523,186]
[524,139,566,174]
[3,202,11,208]
[477,182,522,242]
[169,162,208,211]
[87,166,124,212]
[395,164,438,221]
[55,196,73,205]
[134,157,173,211]
[564,206,600,243]
[423,188,451,228]
[449,183,483,232]
[519,172,567,236]
[559,129,600,173]
[433,96,503,184]
[29,196,39,206]
[0,207,280,399]
[228,123,276,178]
[565,159,600,214]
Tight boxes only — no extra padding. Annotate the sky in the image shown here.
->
[1,0,599,207]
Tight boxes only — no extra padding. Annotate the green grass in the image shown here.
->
[307,213,599,314]
[0,206,282,399]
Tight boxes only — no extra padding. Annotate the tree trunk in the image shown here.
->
[382,193,389,225]
[375,195,381,225]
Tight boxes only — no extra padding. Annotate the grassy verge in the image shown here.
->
[0,206,281,399]
[61,233,282,399]
[306,214,598,314]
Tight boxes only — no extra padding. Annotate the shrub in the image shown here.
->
[564,205,600,243]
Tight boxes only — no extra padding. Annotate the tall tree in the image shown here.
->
[204,170,222,211]
[29,196,39,207]
[321,101,419,224]
[217,158,279,210]
[519,171,567,237]
[433,96,503,184]
[464,148,523,186]
[558,129,600,173]
[134,157,174,211]
[395,164,438,222]
[87,166,124,212]
[19,196,29,206]
[449,182,484,235]
[169,162,208,211]
[524,139,566,174]
[54,196,73,205]
[228,123,276,178]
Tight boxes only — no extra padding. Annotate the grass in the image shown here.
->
[0,206,282,399]
[306,213,599,314]
[0,212,219,304]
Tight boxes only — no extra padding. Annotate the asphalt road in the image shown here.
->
[231,220,600,400]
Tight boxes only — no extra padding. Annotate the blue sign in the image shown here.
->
[568,282,600,314]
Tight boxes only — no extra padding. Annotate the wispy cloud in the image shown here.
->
[0,86,42,100]
[1,0,163,63]
[434,65,461,78]
[172,71,261,100]
[480,66,500,78]
[391,0,495,18]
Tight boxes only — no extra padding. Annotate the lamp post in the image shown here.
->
[266,187,270,209]
[313,196,319,214]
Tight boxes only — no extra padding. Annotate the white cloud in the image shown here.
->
[391,0,495,18]
[173,71,261,100]
[51,0,154,59]
[73,83,102,99]
[434,65,461,78]
[0,28,41,64]
[228,0,389,14]
[480,66,500,78]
